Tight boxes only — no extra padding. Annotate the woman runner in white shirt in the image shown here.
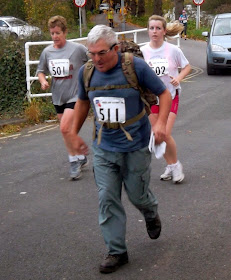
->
[141,15,191,183]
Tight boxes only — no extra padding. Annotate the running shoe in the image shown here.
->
[160,165,172,181]
[172,161,184,183]
[69,161,81,180]
[78,156,89,169]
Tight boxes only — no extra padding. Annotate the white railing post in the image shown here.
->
[25,42,32,102]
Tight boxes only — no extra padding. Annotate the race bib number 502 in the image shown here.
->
[147,58,169,77]
[49,59,70,77]
[93,97,126,123]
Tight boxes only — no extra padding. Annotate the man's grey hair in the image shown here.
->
[87,25,118,46]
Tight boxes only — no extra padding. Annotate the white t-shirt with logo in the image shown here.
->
[141,41,189,99]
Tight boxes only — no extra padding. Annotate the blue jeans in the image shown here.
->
[92,145,158,254]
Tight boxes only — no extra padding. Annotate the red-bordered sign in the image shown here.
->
[73,0,86,8]
[193,0,205,5]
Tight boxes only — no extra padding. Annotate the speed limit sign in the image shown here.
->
[193,0,205,5]
[74,0,86,7]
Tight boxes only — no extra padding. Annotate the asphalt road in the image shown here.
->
[1,16,231,280]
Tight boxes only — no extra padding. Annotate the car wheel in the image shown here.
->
[10,33,18,40]
[207,59,215,75]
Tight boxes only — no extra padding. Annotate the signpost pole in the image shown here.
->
[73,0,86,37]
[79,7,82,37]
[193,0,204,29]
[196,5,199,29]
[121,0,125,31]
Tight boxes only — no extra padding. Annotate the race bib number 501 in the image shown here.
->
[49,59,70,77]
[93,97,126,123]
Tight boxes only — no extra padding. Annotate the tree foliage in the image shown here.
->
[0,0,25,19]
[0,41,26,116]
[202,0,230,13]
[23,0,76,32]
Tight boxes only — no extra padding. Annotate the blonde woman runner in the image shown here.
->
[141,15,191,183]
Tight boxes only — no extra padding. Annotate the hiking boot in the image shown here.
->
[69,161,81,180]
[172,161,184,183]
[78,156,89,169]
[146,213,162,239]
[160,165,172,181]
[99,252,129,274]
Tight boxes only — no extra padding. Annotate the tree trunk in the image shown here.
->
[153,0,163,16]
[86,0,96,10]
[81,6,87,31]
[174,0,184,21]
[137,0,145,17]
[130,0,137,16]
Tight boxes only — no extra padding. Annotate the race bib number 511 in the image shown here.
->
[93,97,126,123]
[49,59,70,77]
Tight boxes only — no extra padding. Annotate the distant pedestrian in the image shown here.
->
[115,3,120,13]
[37,15,88,180]
[90,4,94,14]
[179,10,188,40]
[107,8,114,28]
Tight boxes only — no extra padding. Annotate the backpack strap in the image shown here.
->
[83,58,133,92]
[121,52,152,114]
[121,52,139,89]
[83,60,95,93]
[87,84,132,91]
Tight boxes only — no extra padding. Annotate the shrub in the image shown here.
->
[0,40,27,118]
[24,98,56,124]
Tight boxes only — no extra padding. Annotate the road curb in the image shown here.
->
[0,118,27,128]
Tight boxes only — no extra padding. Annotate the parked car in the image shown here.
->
[99,3,110,13]
[202,13,231,75]
[185,4,192,11]
[0,16,42,39]
[0,28,10,39]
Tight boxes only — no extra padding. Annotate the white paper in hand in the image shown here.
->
[148,132,166,159]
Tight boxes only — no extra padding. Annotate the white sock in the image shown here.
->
[68,155,77,162]
[169,161,179,170]
[76,155,85,160]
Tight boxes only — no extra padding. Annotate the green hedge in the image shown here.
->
[0,40,27,118]
[0,14,94,120]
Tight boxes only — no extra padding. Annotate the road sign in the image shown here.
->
[193,0,205,29]
[193,0,205,5]
[73,0,87,37]
[73,0,86,8]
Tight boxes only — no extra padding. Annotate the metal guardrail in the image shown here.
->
[25,28,180,100]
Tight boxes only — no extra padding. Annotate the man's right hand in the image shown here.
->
[69,134,89,156]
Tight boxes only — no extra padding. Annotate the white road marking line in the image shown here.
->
[0,133,21,140]
[28,125,57,133]
[37,125,59,133]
